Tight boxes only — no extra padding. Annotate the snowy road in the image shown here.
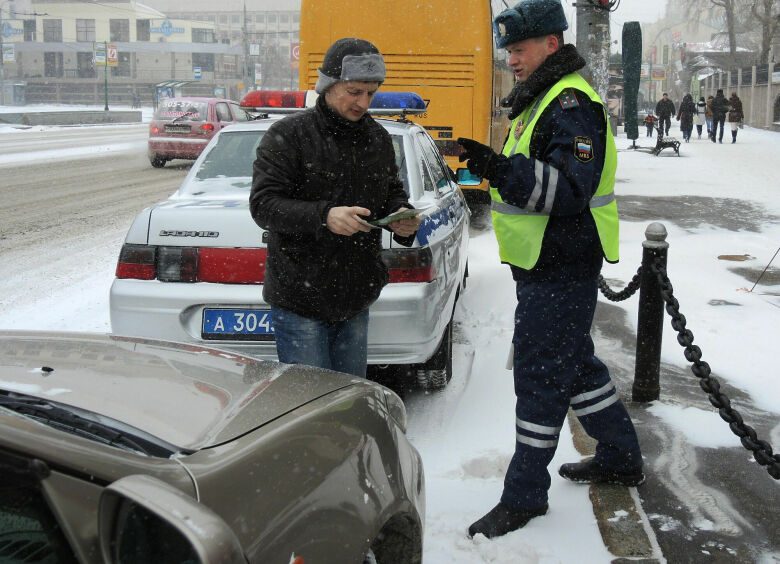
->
[1,115,779,562]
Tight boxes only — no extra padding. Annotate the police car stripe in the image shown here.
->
[570,381,615,405]
[516,433,559,449]
[516,418,562,435]
[572,394,619,417]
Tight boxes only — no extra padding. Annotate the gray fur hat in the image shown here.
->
[493,0,568,49]
[314,38,386,94]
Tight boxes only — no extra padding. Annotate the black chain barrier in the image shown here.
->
[647,258,780,480]
[598,266,642,301]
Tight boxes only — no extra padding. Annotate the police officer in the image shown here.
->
[457,0,643,539]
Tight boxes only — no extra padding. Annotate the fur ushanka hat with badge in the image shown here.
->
[493,0,569,48]
[314,38,386,94]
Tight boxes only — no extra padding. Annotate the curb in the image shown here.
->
[567,409,661,563]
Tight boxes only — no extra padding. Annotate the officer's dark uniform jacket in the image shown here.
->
[491,44,609,284]
[250,95,413,322]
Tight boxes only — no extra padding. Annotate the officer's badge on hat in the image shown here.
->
[315,38,386,94]
[574,136,594,163]
[493,0,569,49]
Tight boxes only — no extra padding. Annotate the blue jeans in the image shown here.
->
[271,307,369,377]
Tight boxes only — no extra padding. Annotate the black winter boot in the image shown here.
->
[732,131,737,143]
[468,503,548,538]
[558,458,645,486]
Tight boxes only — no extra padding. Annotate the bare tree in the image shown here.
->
[684,0,742,66]
[751,0,780,64]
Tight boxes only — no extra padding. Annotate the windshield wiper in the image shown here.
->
[0,391,185,458]
[171,111,198,123]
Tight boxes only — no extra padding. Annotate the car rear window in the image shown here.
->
[154,100,209,121]
[186,130,409,195]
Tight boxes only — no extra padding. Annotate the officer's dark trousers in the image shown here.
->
[501,275,643,510]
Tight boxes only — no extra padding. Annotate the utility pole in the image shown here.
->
[242,1,251,94]
[575,0,612,104]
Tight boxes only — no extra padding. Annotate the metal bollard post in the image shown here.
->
[633,222,668,402]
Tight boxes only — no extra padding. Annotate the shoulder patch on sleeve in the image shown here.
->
[574,136,594,162]
[558,89,580,110]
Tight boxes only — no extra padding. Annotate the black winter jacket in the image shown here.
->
[250,95,412,322]
[711,93,730,119]
[655,98,676,119]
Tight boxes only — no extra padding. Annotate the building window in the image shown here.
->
[43,20,62,42]
[293,14,299,23]
[137,19,150,41]
[111,52,131,77]
[280,31,289,40]
[255,14,265,23]
[267,14,276,24]
[44,52,63,77]
[77,52,95,78]
[110,19,130,42]
[24,19,36,41]
[280,14,289,23]
[192,28,215,43]
[219,15,228,24]
[76,19,95,42]
[193,53,215,72]
[231,15,240,24]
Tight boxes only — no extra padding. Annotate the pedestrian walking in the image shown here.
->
[250,37,421,377]
[710,89,729,143]
[695,96,707,139]
[456,0,643,539]
[643,112,657,137]
[655,92,675,136]
[728,92,744,143]
[705,95,714,137]
[676,93,696,142]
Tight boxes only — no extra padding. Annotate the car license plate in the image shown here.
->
[165,124,191,134]
[202,309,275,341]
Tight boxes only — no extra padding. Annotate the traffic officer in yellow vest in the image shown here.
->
[457,0,643,539]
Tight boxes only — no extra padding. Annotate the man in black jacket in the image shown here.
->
[655,92,675,136]
[710,89,730,143]
[250,38,420,377]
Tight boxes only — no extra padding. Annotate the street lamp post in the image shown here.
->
[0,0,9,106]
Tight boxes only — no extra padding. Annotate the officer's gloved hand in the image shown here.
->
[457,137,505,182]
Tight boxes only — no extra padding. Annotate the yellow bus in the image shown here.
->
[299,0,514,204]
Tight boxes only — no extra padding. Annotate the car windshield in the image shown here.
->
[154,100,209,121]
[184,130,410,195]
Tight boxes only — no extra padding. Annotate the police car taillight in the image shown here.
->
[116,244,266,284]
[382,248,436,283]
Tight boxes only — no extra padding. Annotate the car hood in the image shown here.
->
[147,196,264,247]
[0,332,358,452]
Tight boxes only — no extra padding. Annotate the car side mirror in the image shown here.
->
[99,475,247,564]
[456,168,482,186]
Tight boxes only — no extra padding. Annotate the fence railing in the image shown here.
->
[599,222,779,480]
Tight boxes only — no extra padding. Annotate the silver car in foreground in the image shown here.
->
[0,331,424,563]
[110,114,470,390]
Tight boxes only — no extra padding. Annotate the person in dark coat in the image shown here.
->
[695,96,707,139]
[676,93,696,142]
[710,89,730,143]
[456,0,642,539]
[727,92,744,143]
[250,38,420,377]
[655,92,675,135]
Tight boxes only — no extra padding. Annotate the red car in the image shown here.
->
[148,97,250,168]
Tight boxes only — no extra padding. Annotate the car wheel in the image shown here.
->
[150,155,167,168]
[416,318,453,391]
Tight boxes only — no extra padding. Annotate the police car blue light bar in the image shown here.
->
[239,90,427,116]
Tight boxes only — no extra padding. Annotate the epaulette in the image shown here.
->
[558,89,580,110]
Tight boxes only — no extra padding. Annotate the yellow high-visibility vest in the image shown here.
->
[490,73,619,269]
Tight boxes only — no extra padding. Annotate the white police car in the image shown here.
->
[110,91,470,390]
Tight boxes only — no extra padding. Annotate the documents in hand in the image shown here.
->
[366,206,429,228]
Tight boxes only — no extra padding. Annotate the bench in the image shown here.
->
[651,123,680,156]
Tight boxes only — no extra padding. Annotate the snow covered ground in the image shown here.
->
[0,105,778,562]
